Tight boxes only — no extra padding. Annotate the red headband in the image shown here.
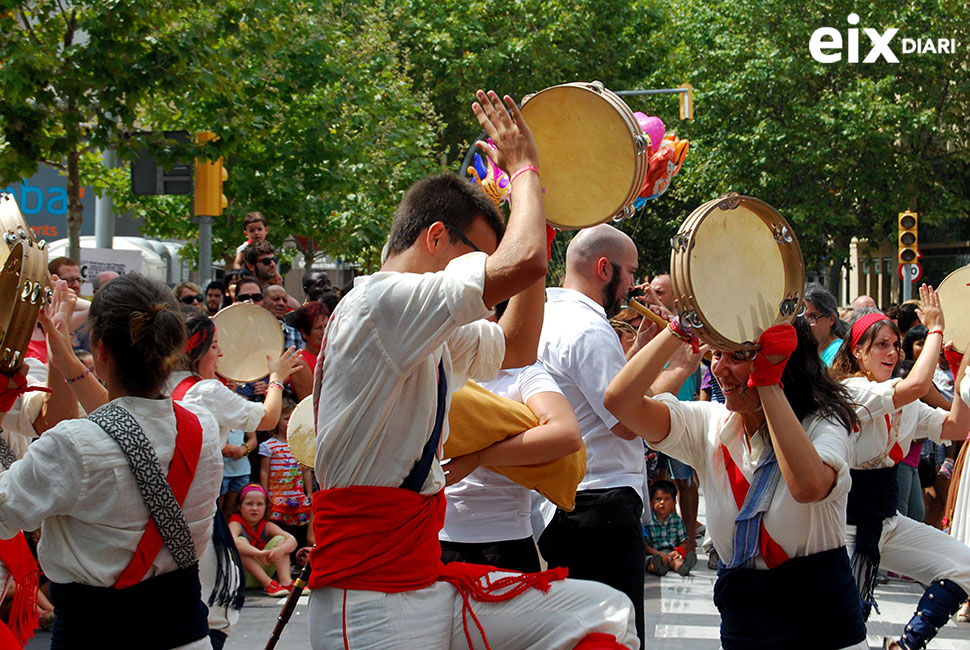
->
[239,483,267,501]
[850,312,891,349]
[184,326,216,354]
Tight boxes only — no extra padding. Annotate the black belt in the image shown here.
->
[49,563,208,649]
[715,547,866,650]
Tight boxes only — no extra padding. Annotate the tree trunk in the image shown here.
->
[67,149,83,263]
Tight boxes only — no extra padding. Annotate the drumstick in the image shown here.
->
[626,299,670,328]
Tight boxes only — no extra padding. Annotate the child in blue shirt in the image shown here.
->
[644,480,696,576]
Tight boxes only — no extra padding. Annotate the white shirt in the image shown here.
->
[0,396,222,586]
[652,394,853,569]
[315,252,505,495]
[441,363,563,543]
[165,371,264,444]
[538,288,644,498]
[842,376,948,469]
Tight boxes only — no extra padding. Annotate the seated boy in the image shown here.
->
[644,480,696,576]
[233,211,269,269]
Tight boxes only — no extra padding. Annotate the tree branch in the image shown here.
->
[17,10,41,45]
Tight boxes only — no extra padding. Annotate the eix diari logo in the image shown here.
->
[809,13,958,63]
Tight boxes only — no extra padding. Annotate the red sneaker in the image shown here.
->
[264,580,288,597]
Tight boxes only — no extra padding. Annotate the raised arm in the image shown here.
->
[474,90,547,310]
[893,284,944,408]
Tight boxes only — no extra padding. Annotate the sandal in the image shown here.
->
[957,600,970,623]
[648,555,668,576]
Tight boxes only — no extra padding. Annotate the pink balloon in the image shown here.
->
[634,113,666,155]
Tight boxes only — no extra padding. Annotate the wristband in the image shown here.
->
[509,164,539,184]
[668,320,700,354]
[928,329,944,338]
[268,380,285,392]
[65,367,92,384]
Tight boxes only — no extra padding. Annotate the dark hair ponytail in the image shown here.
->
[183,313,216,373]
[781,317,858,432]
[89,274,185,395]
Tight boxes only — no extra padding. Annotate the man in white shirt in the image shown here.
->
[537,224,647,646]
[307,91,638,650]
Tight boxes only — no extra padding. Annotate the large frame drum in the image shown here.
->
[937,264,970,353]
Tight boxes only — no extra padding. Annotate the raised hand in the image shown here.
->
[917,283,944,332]
[471,90,538,176]
[268,346,303,383]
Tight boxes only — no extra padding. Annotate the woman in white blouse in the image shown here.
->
[605,317,867,650]
[0,274,222,649]
[832,289,970,650]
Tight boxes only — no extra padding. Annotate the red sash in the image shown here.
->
[171,375,202,401]
[0,532,39,645]
[113,403,204,589]
[721,445,790,569]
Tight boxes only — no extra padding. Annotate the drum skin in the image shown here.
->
[287,395,315,468]
[937,265,970,354]
[520,82,648,230]
[670,194,804,352]
[210,302,284,382]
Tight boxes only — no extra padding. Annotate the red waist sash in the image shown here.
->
[721,445,790,569]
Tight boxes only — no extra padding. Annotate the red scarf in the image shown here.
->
[721,445,790,569]
[113,403,203,589]
[0,371,51,413]
[309,486,569,650]
[229,514,268,550]
[0,533,38,645]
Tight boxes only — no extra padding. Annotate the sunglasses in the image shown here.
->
[236,292,264,303]
[180,294,204,305]
[444,224,482,253]
[257,257,278,266]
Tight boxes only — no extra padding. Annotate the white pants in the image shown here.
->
[307,572,639,650]
[846,513,970,593]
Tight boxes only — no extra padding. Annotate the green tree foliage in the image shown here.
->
[641,0,970,287]
[0,0,237,261]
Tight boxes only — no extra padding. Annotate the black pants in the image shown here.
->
[538,487,645,647]
[440,536,541,573]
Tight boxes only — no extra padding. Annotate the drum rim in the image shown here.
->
[936,264,970,354]
[210,301,285,382]
[520,82,649,230]
[287,394,315,468]
[670,194,805,352]
[0,194,38,267]
[0,240,49,374]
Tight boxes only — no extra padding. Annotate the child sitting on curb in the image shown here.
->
[644,480,697,576]
[228,484,297,597]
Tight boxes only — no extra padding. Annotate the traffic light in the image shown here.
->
[193,132,228,217]
[898,210,918,265]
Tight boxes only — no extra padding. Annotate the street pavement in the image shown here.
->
[26,488,970,648]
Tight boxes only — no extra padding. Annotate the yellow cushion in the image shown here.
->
[444,380,586,511]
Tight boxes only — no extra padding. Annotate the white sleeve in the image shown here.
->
[0,358,49,440]
[916,401,949,445]
[805,415,853,504]
[447,320,505,387]
[650,394,721,470]
[961,365,970,409]
[843,377,899,421]
[370,252,494,373]
[516,363,564,402]
[0,426,84,538]
[180,380,264,438]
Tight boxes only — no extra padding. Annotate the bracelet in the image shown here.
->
[509,164,539,184]
[241,442,251,455]
[65,367,92,384]
[928,329,944,337]
[268,380,285,392]
[667,320,700,354]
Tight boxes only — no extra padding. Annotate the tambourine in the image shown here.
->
[0,194,40,267]
[937,264,970,354]
[210,302,284,382]
[0,240,51,374]
[519,81,649,230]
[669,193,805,352]
[287,395,315,468]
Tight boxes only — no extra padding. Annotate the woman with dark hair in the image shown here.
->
[804,283,848,366]
[288,301,330,400]
[604,317,867,649]
[831,286,970,650]
[0,274,223,648]
[165,314,300,647]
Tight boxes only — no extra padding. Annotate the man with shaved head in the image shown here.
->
[536,224,648,646]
